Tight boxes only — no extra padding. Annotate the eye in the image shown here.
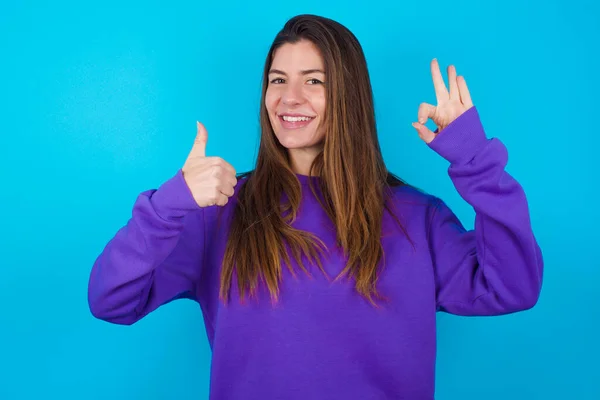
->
[307,78,324,85]
[270,78,285,84]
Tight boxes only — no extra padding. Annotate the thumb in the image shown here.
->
[190,121,208,157]
[412,122,437,144]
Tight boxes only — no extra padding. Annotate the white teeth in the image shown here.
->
[282,115,313,122]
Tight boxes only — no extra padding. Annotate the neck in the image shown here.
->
[288,147,322,176]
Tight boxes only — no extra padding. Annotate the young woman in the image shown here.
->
[88,14,543,399]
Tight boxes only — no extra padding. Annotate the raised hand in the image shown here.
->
[412,58,474,144]
[181,122,237,207]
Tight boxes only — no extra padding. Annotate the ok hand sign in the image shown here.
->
[412,59,474,144]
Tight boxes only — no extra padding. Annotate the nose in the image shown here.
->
[281,82,304,106]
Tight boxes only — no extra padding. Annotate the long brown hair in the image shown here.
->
[219,14,411,305]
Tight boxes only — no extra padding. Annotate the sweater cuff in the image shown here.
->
[151,169,200,218]
[427,106,489,165]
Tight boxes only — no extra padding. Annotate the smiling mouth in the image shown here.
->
[278,114,316,129]
[279,115,315,129]
[281,115,314,122]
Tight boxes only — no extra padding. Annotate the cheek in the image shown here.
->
[315,95,327,141]
[264,91,280,129]
[312,93,326,131]
[265,90,279,113]
[312,92,326,116]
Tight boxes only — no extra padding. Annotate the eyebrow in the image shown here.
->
[268,68,325,76]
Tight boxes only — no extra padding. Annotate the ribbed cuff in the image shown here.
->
[427,106,489,165]
[151,169,200,218]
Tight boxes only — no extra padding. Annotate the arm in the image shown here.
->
[427,106,544,316]
[88,169,205,325]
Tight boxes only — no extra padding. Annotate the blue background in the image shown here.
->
[1,0,598,399]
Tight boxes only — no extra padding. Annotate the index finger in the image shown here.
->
[211,157,237,177]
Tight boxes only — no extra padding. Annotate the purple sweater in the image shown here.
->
[88,107,543,399]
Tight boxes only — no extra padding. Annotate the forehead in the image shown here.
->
[270,40,324,70]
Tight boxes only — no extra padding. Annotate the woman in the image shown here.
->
[88,14,543,399]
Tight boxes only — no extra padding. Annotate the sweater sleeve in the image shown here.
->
[87,169,205,325]
[426,106,544,316]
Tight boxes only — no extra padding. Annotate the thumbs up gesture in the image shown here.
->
[181,122,238,207]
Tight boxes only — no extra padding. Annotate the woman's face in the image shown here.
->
[265,40,327,168]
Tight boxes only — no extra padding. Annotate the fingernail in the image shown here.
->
[418,118,426,124]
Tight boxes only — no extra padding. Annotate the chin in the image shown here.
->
[275,133,320,150]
